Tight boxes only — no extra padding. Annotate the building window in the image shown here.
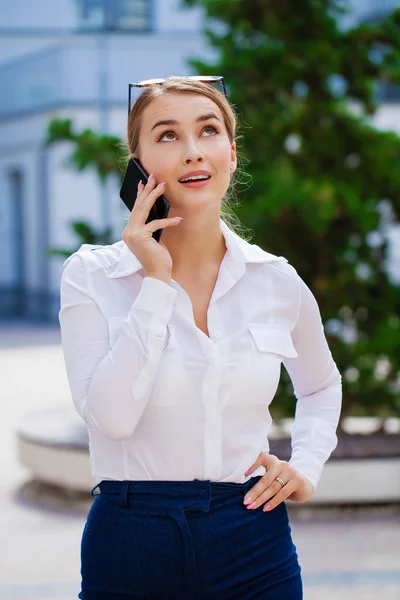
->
[6,169,27,317]
[77,0,151,31]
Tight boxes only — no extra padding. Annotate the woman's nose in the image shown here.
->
[182,142,205,165]
[184,154,203,164]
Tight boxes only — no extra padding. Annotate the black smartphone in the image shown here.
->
[120,157,170,243]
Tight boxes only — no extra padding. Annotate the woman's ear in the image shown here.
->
[230,142,237,173]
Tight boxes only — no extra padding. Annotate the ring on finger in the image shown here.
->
[275,477,286,488]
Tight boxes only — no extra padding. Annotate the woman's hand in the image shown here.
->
[243,452,314,512]
[122,174,183,280]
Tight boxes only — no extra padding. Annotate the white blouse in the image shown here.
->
[59,219,342,490]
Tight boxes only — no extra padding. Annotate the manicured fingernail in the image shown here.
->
[243,496,253,505]
[138,180,142,190]
[264,504,271,512]
[149,173,154,181]
[158,181,166,187]
[247,501,257,510]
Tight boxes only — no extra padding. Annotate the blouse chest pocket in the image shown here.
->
[248,325,298,359]
[228,325,298,406]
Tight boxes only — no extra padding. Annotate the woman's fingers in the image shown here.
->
[134,176,181,229]
[130,173,159,210]
[244,451,276,477]
[262,480,298,512]
[134,174,153,203]
[134,179,166,219]
[146,216,183,233]
[243,465,286,508]
[243,453,281,503]
[251,469,294,509]
[243,452,315,512]
[243,452,307,511]
[121,171,180,275]
[136,179,144,197]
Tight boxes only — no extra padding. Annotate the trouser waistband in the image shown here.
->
[91,477,261,511]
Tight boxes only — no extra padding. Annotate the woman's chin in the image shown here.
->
[170,191,217,209]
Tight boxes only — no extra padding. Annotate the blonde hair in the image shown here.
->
[125,76,251,240]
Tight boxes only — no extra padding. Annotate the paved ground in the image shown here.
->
[1,321,399,600]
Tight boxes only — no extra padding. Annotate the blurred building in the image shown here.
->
[0,0,214,320]
[0,0,399,321]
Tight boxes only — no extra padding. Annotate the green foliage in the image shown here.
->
[46,118,127,181]
[48,221,114,258]
[46,119,127,256]
[184,0,400,419]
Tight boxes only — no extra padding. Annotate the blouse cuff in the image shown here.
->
[129,276,177,323]
[288,451,325,491]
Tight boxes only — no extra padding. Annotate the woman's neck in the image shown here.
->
[161,214,227,275]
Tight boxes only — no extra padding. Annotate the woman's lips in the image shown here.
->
[179,177,211,188]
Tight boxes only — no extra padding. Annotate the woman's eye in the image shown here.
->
[203,125,218,136]
[158,131,176,142]
[157,125,219,142]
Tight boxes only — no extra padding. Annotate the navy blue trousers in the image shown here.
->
[78,475,302,599]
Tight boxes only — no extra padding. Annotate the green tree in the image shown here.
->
[45,118,126,253]
[46,118,124,182]
[184,0,400,422]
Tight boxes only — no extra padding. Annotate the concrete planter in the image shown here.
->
[270,434,400,504]
[16,408,400,504]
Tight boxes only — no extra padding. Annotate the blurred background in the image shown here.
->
[0,1,399,599]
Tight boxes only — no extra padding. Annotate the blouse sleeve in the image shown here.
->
[59,253,177,440]
[282,272,342,491]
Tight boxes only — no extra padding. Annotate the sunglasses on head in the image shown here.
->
[128,75,227,115]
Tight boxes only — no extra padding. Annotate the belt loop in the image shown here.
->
[90,483,101,497]
[120,481,130,507]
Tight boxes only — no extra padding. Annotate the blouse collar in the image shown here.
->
[106,219,286,279]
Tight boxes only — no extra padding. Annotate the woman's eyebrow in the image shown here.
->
[151,113,221,132]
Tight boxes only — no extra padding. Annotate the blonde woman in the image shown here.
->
[59,76,342,600]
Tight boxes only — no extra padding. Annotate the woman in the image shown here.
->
[59,76,342,600]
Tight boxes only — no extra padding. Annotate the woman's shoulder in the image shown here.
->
[238,236,299,282]
[62,240,126,274]
[264,255,299,281]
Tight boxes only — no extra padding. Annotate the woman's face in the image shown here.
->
[136,92,236,213]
